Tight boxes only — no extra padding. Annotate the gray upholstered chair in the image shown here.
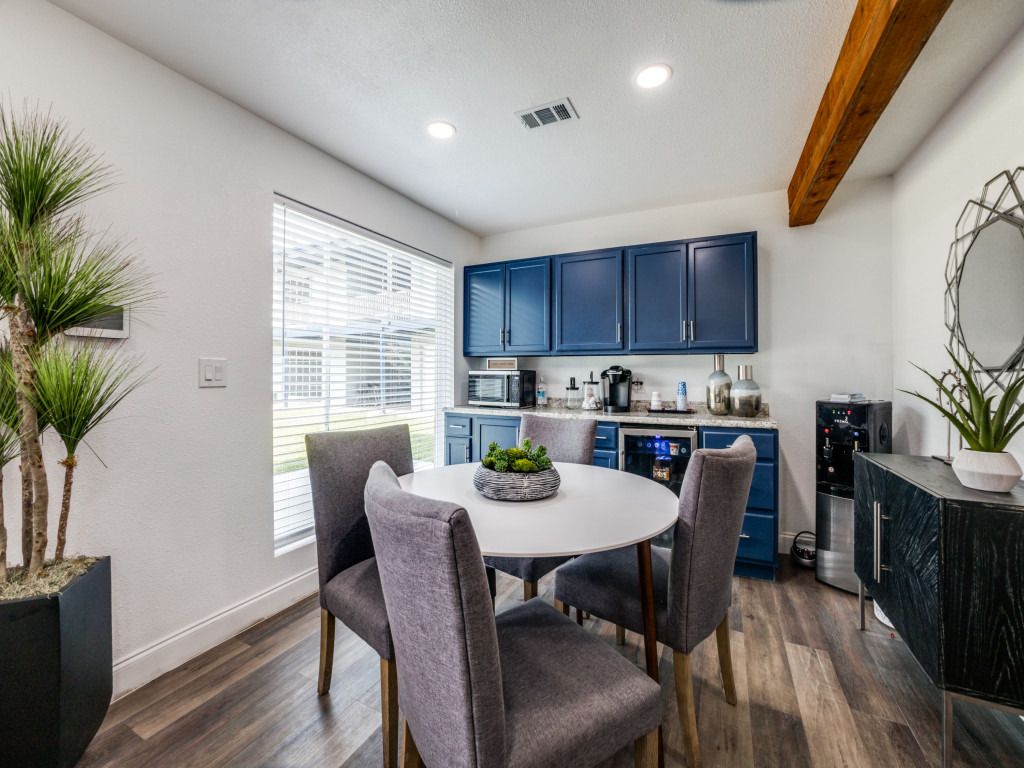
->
[363,461,662,768]
[555,436,757,768]
[305,425,413,768]
[485,414,596,601]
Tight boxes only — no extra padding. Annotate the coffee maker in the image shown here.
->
[601,366,632,413]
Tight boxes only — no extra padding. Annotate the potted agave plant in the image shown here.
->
[903,348,1024,492]
[0,108,151,767]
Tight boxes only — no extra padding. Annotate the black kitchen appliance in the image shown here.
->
[619,426,696,546]
[815,399,891,592]
[601,366,632,413]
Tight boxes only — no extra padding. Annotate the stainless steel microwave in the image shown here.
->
[467,370,536,408]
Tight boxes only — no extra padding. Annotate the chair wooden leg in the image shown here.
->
[317,609,335,696]
[674,650,702,768]
[715,616,737,706]
[616,624,626,646]
[560,600,571,616]
[401,720,423,768]
[576,606,585,625]
[523,580,538,601]
[381,657,399,768]
[634,728,658,768]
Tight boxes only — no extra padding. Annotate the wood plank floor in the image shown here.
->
[80,558,1024,767]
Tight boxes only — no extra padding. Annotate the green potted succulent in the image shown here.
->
[0,108,151,767]
[473,439,561,501]
[902,348,1024,492]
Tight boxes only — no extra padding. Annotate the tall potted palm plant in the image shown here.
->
[0,108,153,767]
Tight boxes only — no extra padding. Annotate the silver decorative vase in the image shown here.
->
[707,354,732,415]
[730,364,762,417]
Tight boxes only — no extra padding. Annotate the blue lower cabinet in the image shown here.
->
[592,422,619,468]
[471,416,521,462]
[445,436,471,465]
[592,449,618,470]
[700,427,779,580]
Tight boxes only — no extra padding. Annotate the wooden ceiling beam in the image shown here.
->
[787,0,953,227]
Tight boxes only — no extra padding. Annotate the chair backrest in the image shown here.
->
[364,462,506,768]
[666,435,756,653]
[304,425,413,595]
[519,414,596,465]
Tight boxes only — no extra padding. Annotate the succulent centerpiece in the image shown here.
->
[473,439,561,501]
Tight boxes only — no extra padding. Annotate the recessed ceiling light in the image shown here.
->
[635,64,672,89]
[427,121,456,139]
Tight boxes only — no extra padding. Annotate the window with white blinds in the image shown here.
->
[272,198,454,549]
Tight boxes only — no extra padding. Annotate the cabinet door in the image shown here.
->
[884,473,941,684]
[592,449,618,470]
[553,250,624,352]
[463,263,506,356]
[505,257,551,354]
[853,456,887,593]
[627,244,687,352]
[445,437,471,465]
[471,417,520,462]
[687,234,756,352]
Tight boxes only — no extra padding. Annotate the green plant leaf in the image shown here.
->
[28,340,147,456]
[899,389,983,450]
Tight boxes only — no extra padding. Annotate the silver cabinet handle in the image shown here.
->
[681,316,687,341]
[464,444,471,462]
[499,327,505,346]
[689,319,695,341]
[505,328,510,345]
[450,424,466,431]
[739,532,751,540]
[873,500,892,581]
[616,322,622,343]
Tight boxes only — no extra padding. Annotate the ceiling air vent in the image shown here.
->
[515,98,579,130]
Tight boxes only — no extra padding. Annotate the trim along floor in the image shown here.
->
[79,559,1024,767]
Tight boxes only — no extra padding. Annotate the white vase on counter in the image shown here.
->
[952,449,1023,493]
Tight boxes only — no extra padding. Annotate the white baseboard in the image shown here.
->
[112,567,318,699]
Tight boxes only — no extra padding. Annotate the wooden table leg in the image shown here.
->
[637,540,659,681]
[636,539,663,768]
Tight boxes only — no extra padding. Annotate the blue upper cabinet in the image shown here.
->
[464,258,551,356]
[553,249,624,353]
[627,244,687,352]
[463,263,506,356]
[505,257,551,354]
[688,233,757,352]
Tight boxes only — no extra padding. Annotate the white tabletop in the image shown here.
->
[397,462,678,558]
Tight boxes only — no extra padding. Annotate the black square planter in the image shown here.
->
[0,556,113,767]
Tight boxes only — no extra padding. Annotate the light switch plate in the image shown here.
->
[198,357,227,388]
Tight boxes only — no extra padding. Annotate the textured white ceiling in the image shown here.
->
[49,0,1024,235]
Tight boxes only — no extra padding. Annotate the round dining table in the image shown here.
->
[397,461,679,685]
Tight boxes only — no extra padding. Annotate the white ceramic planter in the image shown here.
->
[952,449,1023,493]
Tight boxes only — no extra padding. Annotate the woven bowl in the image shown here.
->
[472,465,561,502]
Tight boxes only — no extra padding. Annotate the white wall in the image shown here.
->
[0,0,479,696]
[477,179,894,548]
[892,23,1024,463]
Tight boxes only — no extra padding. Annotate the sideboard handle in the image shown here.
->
[738,532,751,540]
[873,500,890,582]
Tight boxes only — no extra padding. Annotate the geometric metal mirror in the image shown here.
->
[945,167,1024,397]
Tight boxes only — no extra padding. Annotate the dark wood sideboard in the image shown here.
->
[854,453,1024,767]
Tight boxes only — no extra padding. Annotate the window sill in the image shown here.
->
[274,533,315,558]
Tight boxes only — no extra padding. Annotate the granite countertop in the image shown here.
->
[445,402,778,430]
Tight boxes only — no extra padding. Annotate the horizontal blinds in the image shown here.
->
[272,200,454,547]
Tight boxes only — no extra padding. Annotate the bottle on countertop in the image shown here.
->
[536,375,548,407]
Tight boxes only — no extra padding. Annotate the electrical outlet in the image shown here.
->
[198,357,227,388]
